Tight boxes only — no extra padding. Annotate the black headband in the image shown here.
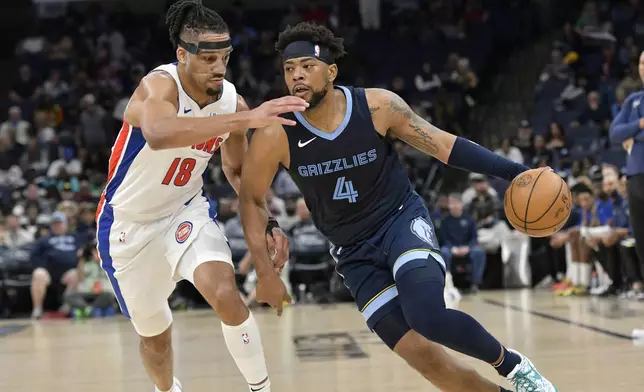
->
[283,41,335,64]
[178,38,232,54]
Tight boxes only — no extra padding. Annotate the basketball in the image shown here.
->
[504,168,572,237]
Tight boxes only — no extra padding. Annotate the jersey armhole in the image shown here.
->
[144,69,180,109]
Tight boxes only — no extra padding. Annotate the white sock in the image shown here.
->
[579,263,592,287]
[155,378,182,392]
[569,262,580,286]
[221,311,271,392]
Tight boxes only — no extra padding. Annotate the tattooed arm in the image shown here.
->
[366,88,528,181]
[366,88,455,163]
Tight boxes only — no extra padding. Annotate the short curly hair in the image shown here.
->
[275,22,346,61]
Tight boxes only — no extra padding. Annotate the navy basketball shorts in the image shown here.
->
[331,198,446,331]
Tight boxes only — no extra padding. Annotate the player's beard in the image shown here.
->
[307,84,329,109]
[206,87,221,96]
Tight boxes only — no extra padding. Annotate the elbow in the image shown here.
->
[608,128,623,144]
[142,123,170,151]
[144,132,167,151]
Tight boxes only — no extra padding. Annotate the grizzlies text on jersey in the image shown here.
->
[283,86,414,246]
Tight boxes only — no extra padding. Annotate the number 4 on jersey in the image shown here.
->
[333,176,358,203]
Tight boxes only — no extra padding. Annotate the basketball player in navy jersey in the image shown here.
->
[239,23,558,392]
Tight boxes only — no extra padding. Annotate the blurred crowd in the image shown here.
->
[466,0,644,301]
[3,0,638,320]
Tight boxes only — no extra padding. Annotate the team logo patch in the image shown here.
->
[242,332,250,345]
[175,221,193,244]
[410,217,436,248]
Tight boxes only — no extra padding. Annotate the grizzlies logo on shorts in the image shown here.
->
[332,194,445,330]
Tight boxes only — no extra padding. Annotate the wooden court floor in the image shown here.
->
[1,290,643,392]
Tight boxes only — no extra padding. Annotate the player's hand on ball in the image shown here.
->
[248,96,309,128]
[256,273,293,316]
[266,227,290,273]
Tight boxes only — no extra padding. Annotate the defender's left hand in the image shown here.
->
[266,227,289,272]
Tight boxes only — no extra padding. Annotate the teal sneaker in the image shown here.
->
[506,349,557,392]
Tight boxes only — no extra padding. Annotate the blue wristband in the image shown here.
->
[447,137,529,182]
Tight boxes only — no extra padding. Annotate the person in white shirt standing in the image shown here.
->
[94,1,308,391]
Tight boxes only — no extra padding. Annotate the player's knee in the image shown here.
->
[32,268,51,286]
[201,279,247,323]
[140,327,172,356]
[397,274,447,341]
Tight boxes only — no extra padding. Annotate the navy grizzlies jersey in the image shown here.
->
[283,86,415,246]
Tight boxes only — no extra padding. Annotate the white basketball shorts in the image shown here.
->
[96,194,232,337]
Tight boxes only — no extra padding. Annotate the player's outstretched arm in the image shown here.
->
[239,124,293,315]
[220,95,251,195]
[127,72,308,150]
[366,88,529,182]
[239,124,288,277]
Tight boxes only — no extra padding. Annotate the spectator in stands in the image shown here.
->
[289,198,331,303]
[78,94,109,150]
[551,184,594,296]
[415,62,442,106]
[265,188,287,223]
[514,120,534,159]
[9,64,41,108]
[64,243,115,318]
[440,193,486,293]
[462,173,498,206]
[612,86,627,118]
[546,122,568,152]
[1,214,33,249]
[589,175,631,296]
[30,212,80,319]
[495,138,524,164]
[272,169,300,199]
[0,106,30,152]
[617,62,642,97]
[467,175,507,253]
[539,49,571,84]
[531,135,553,167]
[559,74,587,105]
[577,91,611,134]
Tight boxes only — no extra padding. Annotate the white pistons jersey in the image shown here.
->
[97,62,238,222]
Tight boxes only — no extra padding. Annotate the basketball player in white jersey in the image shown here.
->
[95,1,307,391]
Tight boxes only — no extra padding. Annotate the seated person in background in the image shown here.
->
[65,242,115,318]
[30,212,81,319]
[550,182,594,295]
[494,138,524,164]
[467,175,505,251]
[440,194,486,293]
[461,173,497,205]
[561,186,612,296]
[588,172,630,296]
[223,198,255,303]
[289,198,331,303]
[1,214,33,248]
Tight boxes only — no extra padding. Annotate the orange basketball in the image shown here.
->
[503,168,572,237]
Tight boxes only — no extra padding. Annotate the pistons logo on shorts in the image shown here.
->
[242,332,250,344]
[175,221,193,244]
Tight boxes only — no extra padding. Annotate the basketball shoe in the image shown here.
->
[155,378,182,392]
[506,349,557,392]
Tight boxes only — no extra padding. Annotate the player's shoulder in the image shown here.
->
[251,123,287,143]
[624,90,644,104]
[364,88,404,108]
[131,69,178,102]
